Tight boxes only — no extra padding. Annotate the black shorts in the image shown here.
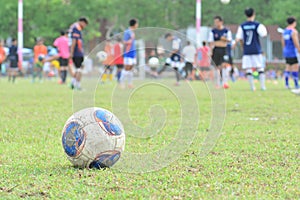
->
[59,58,69,66]
[285,57,298,65]
[0,63,2,71]
[72,57,84,69]
[184,62,193,72]
[212,47,226,66]
[116,64,123,69]
[199,67,210,71]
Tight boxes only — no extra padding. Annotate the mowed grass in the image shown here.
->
[0,77,299,199]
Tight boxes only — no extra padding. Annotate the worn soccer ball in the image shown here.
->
[220,0,230,4]
[96,51,108,62]
[148,57,160,68]
[62,107,125,169]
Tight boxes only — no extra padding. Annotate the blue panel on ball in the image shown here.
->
[62,121,85,157]
[94,110,122,136]
[89,151,121,169]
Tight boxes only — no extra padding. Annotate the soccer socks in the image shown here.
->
[246,70,255,91]
[128,70,134,85]
[259,71,266,90]
[221,68,229,85]
[284,71,290,88]
[61,71,67,83]
[215,70,221,88]
[291,71,299,89]
[117,71,122,83]
[102,74,107,82]
[109,74,113,81]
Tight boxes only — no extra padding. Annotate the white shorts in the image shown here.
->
[165,58,181,68]
[242,54,264,69]
[124,57,136,66]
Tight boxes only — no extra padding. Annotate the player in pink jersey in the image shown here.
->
[54,30,70,83]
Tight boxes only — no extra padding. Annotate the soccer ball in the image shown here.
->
[148,57,160,68]
[96,51,108,62]
[220,0,230,4]
[62,107,125,169]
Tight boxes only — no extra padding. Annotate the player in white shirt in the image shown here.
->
[235,8,268,91]
[182,41,197,80]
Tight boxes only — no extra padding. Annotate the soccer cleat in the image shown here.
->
[291,88,300,95]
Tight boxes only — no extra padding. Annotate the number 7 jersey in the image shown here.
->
[236,21,267,55]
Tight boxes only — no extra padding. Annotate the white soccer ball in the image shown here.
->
[96,51,108,62]
[62,107,125,169]
[148,57,160,68]
[220,0,230,4]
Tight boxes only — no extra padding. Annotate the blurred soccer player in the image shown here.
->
[163,33,182,86]
[182,41,197,81]
[102,39,114,83]
[113,37,124,83]
[235,8,268,91]
[0,40,6,77]
[70,17,88,90]
[8,39,18,83]
[197,41,212,80]
[34,38,47,63]
[208,16,232,88]
[121,18,138,88]
[54,30,70,84]
[282,16,300,89]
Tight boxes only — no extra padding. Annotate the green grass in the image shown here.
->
[0,77,299,199]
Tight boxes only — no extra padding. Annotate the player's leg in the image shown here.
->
[243,55,255,91]
[12,68,17,83]
[74,57,84,89]
[158,58,171,75]
[221,63,229,88]
[38,68,43,81]
[257,68,266,90]
[291,63,299,89]
[212,48,222,88]
[127,65,134,88]
[116,64,123,83]
[254,54,266,90]
[8,67,11,82]
[284,59,291,89]
[173,66,180,85]
[102,66,109,82]
[109,66,114,81]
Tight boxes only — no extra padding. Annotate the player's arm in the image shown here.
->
[281,35,285,49]
[171,40,180,55]
[291,29,300,53]
[70,38,76,59]
[70,29,80,59]
[234,26,243,50]
[208,31,214,50]
[257,24,268,38]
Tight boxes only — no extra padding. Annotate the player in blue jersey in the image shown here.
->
[121,18,138,89]
[282,17,300,90]
[208,16,232,89]
[235,8,268,91]
[70,17,88,90]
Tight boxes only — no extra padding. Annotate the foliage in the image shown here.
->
[0,0,298,48]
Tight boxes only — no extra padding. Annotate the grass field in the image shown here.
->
[0,77,299,199]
